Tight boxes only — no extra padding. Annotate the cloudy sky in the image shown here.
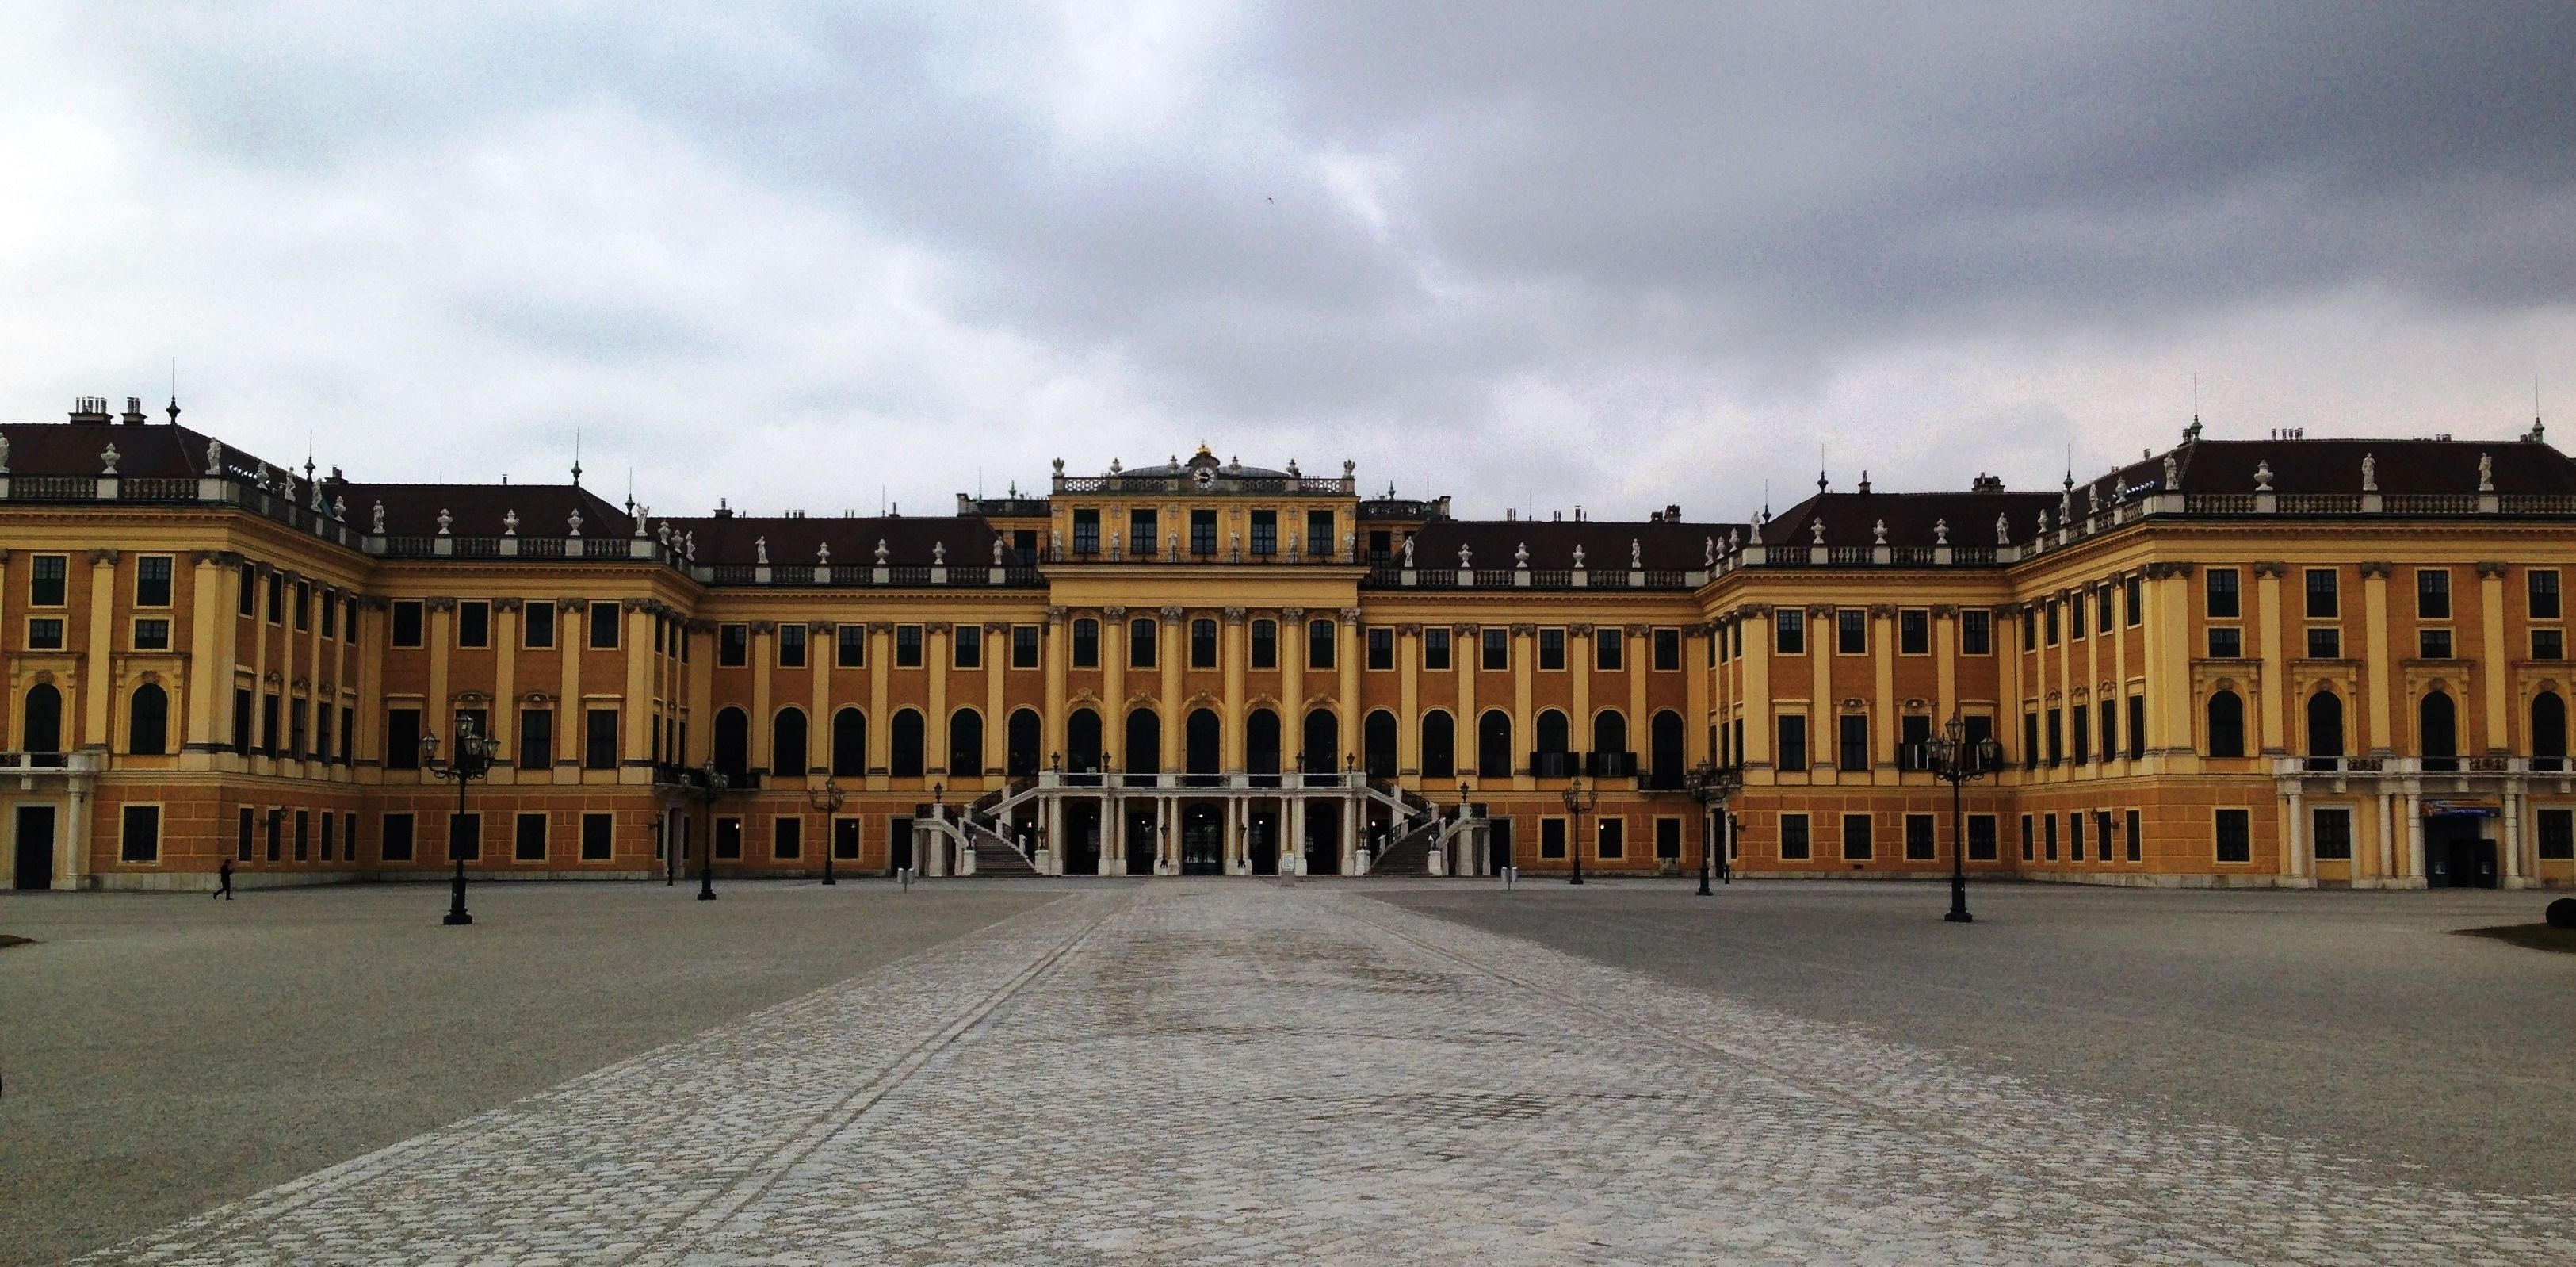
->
[4,2,2571,522]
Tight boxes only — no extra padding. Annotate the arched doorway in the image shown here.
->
[1247,708,1282,785]
[1185,709,1221,786]
[1180,802,1224,874]
[1124,709,1161,786]
[1302,710,1339,775]
[713,706,749,781]
[2534,691,2568,771]
[1649,710,1685,789]
[949,707,984,779]
[2306,691,2344,770]
[1068,707,1103,779]
[1007,708,1041,776]
[2421,690,2459,771]
[889,708,925,777]
[1421,710,1456,779]
[1477,710,1512,777]
[1363,710,1397,779]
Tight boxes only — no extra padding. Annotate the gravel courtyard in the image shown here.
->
[7,878,2572,1265]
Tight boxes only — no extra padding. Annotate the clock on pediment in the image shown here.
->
[1192,465,1217,490]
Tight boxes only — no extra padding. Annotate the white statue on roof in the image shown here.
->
[2253,460,2273,491]
[2037,507,2050,535]
[1630,538,1642,568]
[1727,527,1740,552]
[0,434,9,473]
[1703,536,1714,567]
[684,530,696,562]
[658,522,671,545]
[755,536,767,565]
[875,538,889,565]
[2361,453,2376,492]
[2479,452,2494,492]
[331,495,346,521]
[819,542,831,565]
[436,507,453,536]
[503,509,519,537]
[568,507,583,538]
[1994,512,2008,544]
[1402,534,1416,567]
[633,507,648,538]
[2086,483,2099,515]
[1515,542,1528,568]
[204,437,219,474]
[100,442,119,475]
[373,500,386,533]
[2164,454,2179,490]
[992,537,1004,565]
[1872,519,1886,545]
[1810,518,1825,545]
[933,541,946,565]
[1458,542,1471,568]
[1934,518,1948,545]
[1573,543,1587,568]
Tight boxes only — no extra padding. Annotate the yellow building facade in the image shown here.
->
[6,400,2573,890]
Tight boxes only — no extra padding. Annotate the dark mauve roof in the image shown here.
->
[655,514,1003,568]
[339,482,634,540]
[2140,438,2576,496]
[1760,491,2056,548]
[0,419,291,484]
[1405,519,1743,571]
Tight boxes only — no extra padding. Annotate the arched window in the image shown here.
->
[128,683,169,756]
[949,708,983,778]
[1007,708,1041,777]
[1246,708,1281,777]
[2421,690,2458,771]
[2305,691,2343,766]
[1592,710,1628,779]
[713,706,749,780]
[1420,710,1456,780]
[1537,710,1571,753]
[771,706,809,777]
[2533,691,2568,771]
[1185,708,1221,779]
[22,683,62,755]
[1363,710,1397,779]
[890,708,925,778]
[1068,707,1103,772]
[1302,709,1340,774]
[1649,710,1686,790]
[1477,710,1513,778]
[1124,709,1161,779]
[2205,690,2244,759]
[831,707,868,777]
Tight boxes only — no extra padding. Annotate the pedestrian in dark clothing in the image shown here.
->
[214,858,234,901]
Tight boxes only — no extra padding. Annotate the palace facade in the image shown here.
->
[7,395,2575,891]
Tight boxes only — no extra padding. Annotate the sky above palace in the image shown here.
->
[4,2,2573,523]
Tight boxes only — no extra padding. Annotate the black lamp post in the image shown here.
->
[1925,715,2004,923]
[808,774,845,885]
[696,758,729,901]
[1561,775,1596,885]
[1682,760,1745,897]
[422,714,496,926]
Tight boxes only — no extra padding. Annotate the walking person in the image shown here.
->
[214,857,234,901]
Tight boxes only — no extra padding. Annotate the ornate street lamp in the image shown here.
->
[1925,715,2005,923]
[696,759,729,901]
[1560,775,1596,885]
[422,714,497,926]
[1681,760,1745,897]
[808,774,846,885]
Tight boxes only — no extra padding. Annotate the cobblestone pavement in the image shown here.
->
[82,883,2575,1265]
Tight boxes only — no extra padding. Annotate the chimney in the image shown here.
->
[69,396,112,425]
[121,396,148,425]
[1665,503,1680,521]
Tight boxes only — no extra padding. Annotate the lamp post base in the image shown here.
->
[1696,863,1713,897]
[443,910,474,925]
[444,863,472,925]
[1943,909,1974,923]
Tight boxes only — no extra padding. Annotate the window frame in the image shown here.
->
[135,555,174,608]
[2215,806,2253,864]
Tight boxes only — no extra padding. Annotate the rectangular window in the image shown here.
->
[1127,507,1159,557]
[2020,813,2034,860]
[132,618,171,650]
[779,623,808,668]
[1250,510,1276,556]
[457,600,490,648]
[1776,609,1805,655]
[449,812,481,862]
[381,813,415,861]
[1595,627,1623,672]
[136,556,173,607]
[1539,817,1567,859]
[2419,628,2453,659]
[2070,591,2087,641]
[1779,813,1810,860]
[2047,708,2063,766]
[29,553,67,606]
[120,804,160,863]
[2215,807,2252,863]
[2043,813,2058,861]
[833,817,862,860]
[952,625,980,669]
[1306,619,1334,669]
[514,812,548,862]
[896,624,923,668]
[1538,628,1566,671]
[320,590,338,639]
[315,704,332,763]
[2207,568,2241,618]
[2023,713,2040,770]
[1368,530,1392,565]
[2096,584,2113,635]
[1776,714,1808,771]
[1900,714,1932,770]
[1968,814,1998,861]
[582,813,614,861]
[2207,627,2243,658]
[392,600,424,647]
[26,615,64,650]
[2070,704,2090,764]
[320,812,335,861]
[839,623,868,668]
[265,572,281,622]
[1481,628,1508,671]
[1190,618,1220,668]
[523,601,554,648]
[2417,569,2451,618]
[1424,628,1452,671]
[2536,629,2566,661]
[2099,706,2118,764]
[584,709,617,770]
[1837,608,1867,655]
[1597,817,1625,859]
[2532,570,2563,620]
[1132,618,1160,668]
[1655,817,1682,859]
[2125,808,2142,862]
[1366,627,1394,670]
[1898,609,1929,656]
[719,623,749,666]
[386,707,422,768]
[289,699,309,760]
[2307,626,2341,659]
[1190,509,1217,556]
[293,581,311,631]
[1837,714,1869,772]
[1904,813,1935,861]
[2094,810,2114,861]
[1072,508,1100,554]
[2539,809,2574,859]
[774,816,804,859]
[1306,510,1336,557]
[715,817,742,859]
[236,562,255,616]
[2068,812,2085,862]
[2125,575,2142,626]
[259,694,279,755]
[1962,609,1992,656]
[1012,625,1040,669]
[588,603,620,649]
[1652,628,1680,671]
[1841,813,1873,860]
[2305,568,2339,618]
[2045,601,2060,645]
[1248,619,1275,669]
[519,708,553,770]
[2312,807,2352,861]
[2127,695,2146,760]
[2022,607,2037,652]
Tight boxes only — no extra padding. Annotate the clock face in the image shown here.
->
[1192,466,1217,490]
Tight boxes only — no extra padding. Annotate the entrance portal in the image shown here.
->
[1305,802,1342,875]
[1063,802,1101,874]
[1181,803,1224,875]
[1487,816,1513,875]
[889,816,914,875]
[13,804,55,890]
[1248,810,1279,875]
[1125,806,1160,875]
[2425,816,2497,888]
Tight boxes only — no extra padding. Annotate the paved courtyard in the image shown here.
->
[39,882,2576,1265]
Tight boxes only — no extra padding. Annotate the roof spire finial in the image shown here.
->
[571,427,583,486]
[166,356,181,425]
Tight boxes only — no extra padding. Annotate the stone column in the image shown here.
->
[82,550,117,752]
[1043,607,1068,764]
[1512,623,1536,790]
[2479,563,2510,753]
[1222,608,1248,771]
[924,622,949,776]
[624,601,655,768]
[1744,609,1772,766]
[1397,623,1420,777]
[2361,563,2393,754]
[556,600,583,783]
[1871,605,1897,781]
[2255,563,2287,756]
[182,553,225,752]
[984,622,1007,782]
[1160,607,1183,775]
[492,599,519,774]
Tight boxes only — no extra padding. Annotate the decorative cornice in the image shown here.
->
[2357,561,2394,578]
[2478,561,2510,579]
